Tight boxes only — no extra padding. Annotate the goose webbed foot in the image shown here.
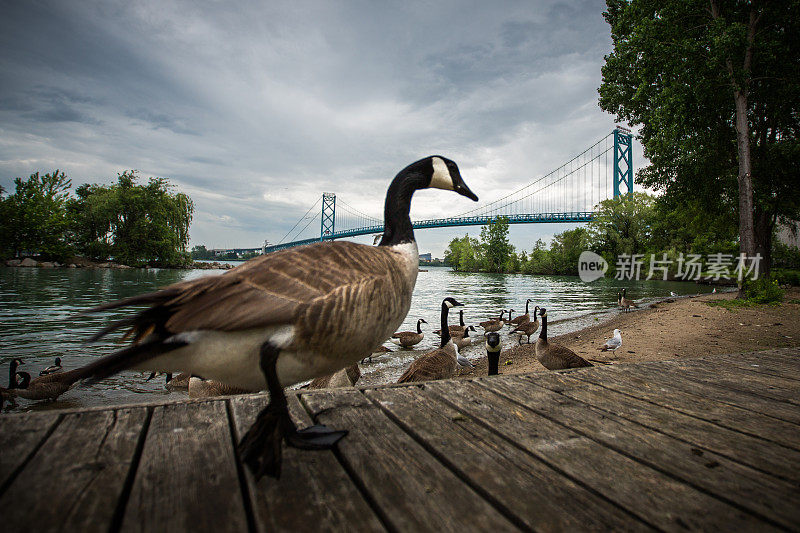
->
[286,424,348,449]
[238,403,348,479]
[238,401,293,479]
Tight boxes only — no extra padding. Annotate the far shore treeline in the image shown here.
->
[0,170,194,267]
[444,195,800,284]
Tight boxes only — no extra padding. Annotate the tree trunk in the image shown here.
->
[734,89,756,298]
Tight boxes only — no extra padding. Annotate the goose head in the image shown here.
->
[428,157,479,200]
[54,357,62,366]
[538,307,547,318]
[533,305,540,317]
[486,332,501,353]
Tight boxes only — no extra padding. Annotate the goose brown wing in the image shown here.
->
[552,344,593,368]
[397,349,454,383]
[89,241,403,336]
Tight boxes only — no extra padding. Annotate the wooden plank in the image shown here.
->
[0,413,61,492]
[477,374,800,530]
[121,400,249,533]
[596,362,800,425]
[0,408,148,532]
[656,359,800,406]
[669,357,800,392]
[229,393,385,533]
[570,363,800,451]
[365,385,651,532]
[423,379,772,532]
[529,372,800,485]
[698,352,800,382]
[300,388,519,533]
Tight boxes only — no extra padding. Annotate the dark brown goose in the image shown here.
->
[485,332,502,376]
[453,325,477,350]
[534,308,592,370]
[188,377,254,398]
[511,306,540,344]
[147,371,192,391]
[308,364,361,389]
[66,155,477,479]
[479,310,507,334]
[509,300,534,326]
[397,298,463,383]
[2,369,82,401]
[433,309,467,337]
[390,318,427,348]
[620,288,637,313]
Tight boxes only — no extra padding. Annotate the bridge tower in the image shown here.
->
[320,192,336,240]
[613,127,633,198]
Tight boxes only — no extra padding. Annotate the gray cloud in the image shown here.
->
[0,0,635,256]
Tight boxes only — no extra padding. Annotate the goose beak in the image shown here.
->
[454,180,478,201]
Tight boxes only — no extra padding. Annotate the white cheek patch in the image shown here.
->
[430,157,455,191]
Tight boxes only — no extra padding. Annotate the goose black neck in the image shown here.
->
[459,309,465,327]
[525,300,530,314]
[379,165,428,247]
[416,320,423,334]
[440,303,452,348]
[9,361,18,389]
[540,315,548,342]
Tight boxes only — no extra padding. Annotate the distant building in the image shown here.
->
[419,253,432,261]
[777,221,800,249]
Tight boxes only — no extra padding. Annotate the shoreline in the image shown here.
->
[459,287,800,379]
[3,257,235,270]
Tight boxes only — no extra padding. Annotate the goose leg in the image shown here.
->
[238,342,348,479]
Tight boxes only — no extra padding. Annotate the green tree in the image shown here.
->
[599,0,800,281]
[444,235,480,272]
[549,228,589,275]
[479,216,513,273]
[69,171,194,266]
[0,170,73,260]
[587,192,656,263]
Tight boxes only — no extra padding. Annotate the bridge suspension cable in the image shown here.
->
[277,197,321,244]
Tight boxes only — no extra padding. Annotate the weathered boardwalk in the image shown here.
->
[2,348,800,532]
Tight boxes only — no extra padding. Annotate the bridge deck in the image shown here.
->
[2,348,799,532]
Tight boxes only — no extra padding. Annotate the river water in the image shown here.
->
[0,264,716,412]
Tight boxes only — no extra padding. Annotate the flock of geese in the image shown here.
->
[0,155,633,479]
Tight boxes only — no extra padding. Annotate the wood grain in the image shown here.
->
[301,388,519,533]
[229,392,385,533]
[120,400,248,532]
[0,412,60,492]
[479,373,800,530]
[0,408,147,532]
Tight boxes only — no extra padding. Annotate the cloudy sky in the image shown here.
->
[0,0,643,256]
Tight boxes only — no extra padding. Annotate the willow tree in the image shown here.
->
[599,0,800,285]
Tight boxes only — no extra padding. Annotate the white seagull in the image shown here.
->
[599,329,622,352]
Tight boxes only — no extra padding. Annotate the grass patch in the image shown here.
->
[705,299,764,310]
[705,277,785,310]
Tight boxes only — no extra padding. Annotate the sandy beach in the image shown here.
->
[460,287,800,378]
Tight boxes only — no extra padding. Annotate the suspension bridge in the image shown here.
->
[221,128,633,256]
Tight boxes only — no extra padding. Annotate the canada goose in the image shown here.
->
[485,332,502,376]
[509,300,534,326]
[511,306,540,344]
[7,358,24,388]
[308,364,361,389]
[67,155,477,479]
[39,357,62,376]
[390,318,427,348]
[453,325,477,350]
[534,308,592,370]
[2,369,82,401]
[360,345,392,364]
[188,377,254,398]
[479,310,507,334]
[397,297,464,383]
[433,309,467,338]
[620,289,637,312]
[599,329,622,352]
